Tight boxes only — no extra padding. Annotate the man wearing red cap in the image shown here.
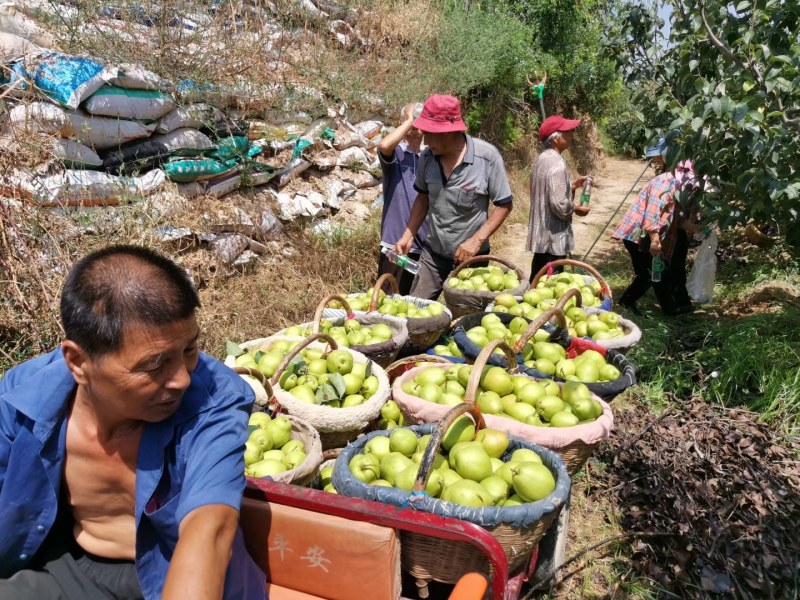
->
[394,94,513,300]
[525,114,590,281]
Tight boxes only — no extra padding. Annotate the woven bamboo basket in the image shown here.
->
[384,353,454,384]
[485,287,642,353]
[391,341,613,475]
[322,274,453,357]
[370,274,453,355]
[331,402,570,594]
[443,255,529,319]
[233,370,324,487]
[268,333,391,450]
[513,306,637,400]
[313,294,407,368]
[275,294,408,368]
[530,258,613,310]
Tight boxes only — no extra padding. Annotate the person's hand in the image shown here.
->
[571,176,587,191]
[401,103,417,124]
[649,238,662,256]
[394,233,413,257]
[454,237,482,264]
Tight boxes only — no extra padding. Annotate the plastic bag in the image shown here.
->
[687,230,717,304]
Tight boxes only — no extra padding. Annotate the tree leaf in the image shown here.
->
[316,383,340,404]
[365,360,374,378]
[226,341,245,357]
[748,110,764,123]
[286,355,308,376]
[327,372,347,397]
[732,104,748,123]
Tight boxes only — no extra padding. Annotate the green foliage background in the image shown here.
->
[606,0,800,247]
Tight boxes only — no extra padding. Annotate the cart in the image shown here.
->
[242,477,567,600]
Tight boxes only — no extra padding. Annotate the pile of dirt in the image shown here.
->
[593,399,800,597]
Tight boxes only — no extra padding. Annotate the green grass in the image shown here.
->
[597,231,800,434]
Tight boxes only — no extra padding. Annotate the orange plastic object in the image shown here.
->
[449,572,489,600]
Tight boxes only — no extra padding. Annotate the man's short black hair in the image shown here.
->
[60,245,200,357]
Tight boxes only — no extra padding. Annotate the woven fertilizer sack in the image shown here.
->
[107,64,173,91]
[0,31,42,61]
[8,102,71,135]
[163,157,235,183]
[156,103,227,134]
[7,102,155,149]
[28,52,113,109]
[70,113,156,150]
[147,128,216,156]
[83,86,176,121]
[17,168,165,206]
[0,5,55,48]
[102,138,175,175]
[51,138,102,169]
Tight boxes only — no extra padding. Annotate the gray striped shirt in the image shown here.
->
[525,149,575,255]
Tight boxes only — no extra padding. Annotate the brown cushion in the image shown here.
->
[241,497,401,600]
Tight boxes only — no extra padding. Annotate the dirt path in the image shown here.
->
[496,157,652,278]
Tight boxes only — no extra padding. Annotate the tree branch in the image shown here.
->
[699,3,763,87]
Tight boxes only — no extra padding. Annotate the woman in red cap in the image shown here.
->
[394,94,513,300]
[525,114,590,281]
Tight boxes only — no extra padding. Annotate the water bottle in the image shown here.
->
[579,177,593,207]
[651,256,664,283]
[381,246,419,275]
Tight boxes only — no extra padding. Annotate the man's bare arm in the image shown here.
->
[378,104,416,158]
[162,504,239,600]
[394,193,429,255]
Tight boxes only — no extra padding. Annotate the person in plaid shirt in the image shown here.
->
[612,138,691,316]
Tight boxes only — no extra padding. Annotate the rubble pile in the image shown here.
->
[0,0,390,266]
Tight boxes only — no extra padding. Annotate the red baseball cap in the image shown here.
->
[412,94,467,134]
[539,115,581,141]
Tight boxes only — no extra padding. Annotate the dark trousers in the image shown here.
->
[619,239,677,314]
[0,535,143,600]
[377,250,420,296]
[667,229,691,307]
[529,252,566,283]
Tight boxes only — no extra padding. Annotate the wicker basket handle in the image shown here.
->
[385,354,453,383]
[233,366,275,407]
[530,259,613,305]
[269,333,338,387]
[448,254,524,280]
[554,287,583,311]
[513,306,568,353]
[412,402,486,494]
[464,340,519,404]
[312,294,354,333]
[369,273,400,311]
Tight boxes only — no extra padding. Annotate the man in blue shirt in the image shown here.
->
[377,102,427,295]
[0,245,266,599]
